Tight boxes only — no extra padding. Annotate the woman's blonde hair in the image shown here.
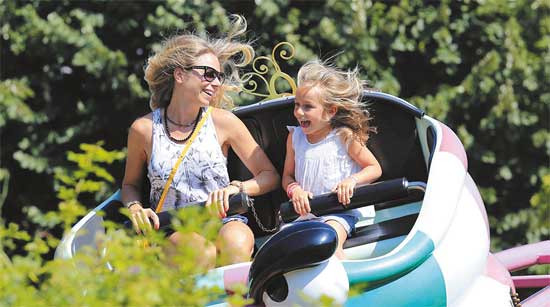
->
[297,60,374,144]
[144,15,254,110]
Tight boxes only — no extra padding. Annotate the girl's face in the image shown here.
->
[175,52,222,106]
[294,86,336,142]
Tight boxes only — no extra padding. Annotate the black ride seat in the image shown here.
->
[109,93,429,241]
[229,92,429,240]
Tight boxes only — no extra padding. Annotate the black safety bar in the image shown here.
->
[279,178,425,223]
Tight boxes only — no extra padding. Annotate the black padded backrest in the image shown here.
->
[228,93,428,237]
[366,98,428,182]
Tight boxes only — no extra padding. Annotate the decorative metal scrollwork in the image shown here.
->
[241,42,297,101]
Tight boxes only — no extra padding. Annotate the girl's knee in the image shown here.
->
[325,221,348,260]
[325,220,348,241]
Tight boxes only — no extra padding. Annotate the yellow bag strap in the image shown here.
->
[155,106,213,213]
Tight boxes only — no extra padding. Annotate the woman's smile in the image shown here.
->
[183,53,222,106]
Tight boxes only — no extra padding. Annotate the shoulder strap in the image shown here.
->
[155,107,213,213]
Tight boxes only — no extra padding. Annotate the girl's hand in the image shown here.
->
[333,176,358,206]
[207,184,240,219]
[129,203,160,233]
[291,187,313,216]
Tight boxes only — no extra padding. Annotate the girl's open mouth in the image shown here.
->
[300,120,311,128]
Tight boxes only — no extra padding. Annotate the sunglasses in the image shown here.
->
[185,66,225,83]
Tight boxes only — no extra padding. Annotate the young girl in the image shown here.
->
[282,60,382,259]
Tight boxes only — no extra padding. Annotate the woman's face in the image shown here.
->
[176,52,222,106]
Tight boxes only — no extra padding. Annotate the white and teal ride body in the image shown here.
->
[342,114,511,306]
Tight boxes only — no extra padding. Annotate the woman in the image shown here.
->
[121,16,279,269]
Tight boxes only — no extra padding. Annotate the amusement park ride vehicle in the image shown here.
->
[55,91,549,306]
[55,44,549,306]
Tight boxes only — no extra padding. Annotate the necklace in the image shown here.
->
[166,113,196,127]
[163,107,203,143]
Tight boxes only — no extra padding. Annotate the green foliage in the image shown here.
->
[0,78,38,127]
[0,208,252,307]
[22,142,125,232]
[0,143,251,306]
[0,169,8,213]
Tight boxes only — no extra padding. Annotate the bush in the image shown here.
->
[0,143,251,307]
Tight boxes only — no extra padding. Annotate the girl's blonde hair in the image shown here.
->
[144,15,254,110]
[297,60,374,144]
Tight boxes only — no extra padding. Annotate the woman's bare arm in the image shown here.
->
[121,116,150,203]
[215,109,279,195]
[121,115,159,231]
[209,109,280,217]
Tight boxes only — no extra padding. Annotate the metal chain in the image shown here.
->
[246,197,280,232]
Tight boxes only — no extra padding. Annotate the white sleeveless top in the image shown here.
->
[290,126,375,220]
[148,107,229,211]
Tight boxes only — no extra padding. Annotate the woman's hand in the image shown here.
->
[291,187,313,216]
[128,203,160,233]
[207,184,240,218]
[333,176,358,206]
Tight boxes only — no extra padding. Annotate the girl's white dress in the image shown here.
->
[290,126,375,233]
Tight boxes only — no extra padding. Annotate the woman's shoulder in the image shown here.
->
[129,112,154,137]
[211,107,240,127]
